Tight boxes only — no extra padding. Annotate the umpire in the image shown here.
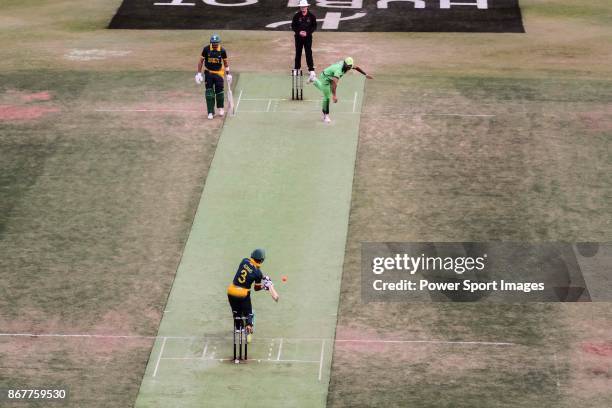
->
[292,0,317,82]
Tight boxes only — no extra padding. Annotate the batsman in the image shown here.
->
[227,249,279,343]
[195,34,231,120]
[312,57,373,123]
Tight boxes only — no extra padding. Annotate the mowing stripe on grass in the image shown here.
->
[134,73,365,408]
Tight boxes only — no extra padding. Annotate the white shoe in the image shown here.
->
[323,114,331,123]
[308,71,316,83]
[207,113,213,120]
[218,108,224,117]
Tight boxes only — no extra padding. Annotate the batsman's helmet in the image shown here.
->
[344,57,354,68]
[210,34,221,44]
[251,248,266,263]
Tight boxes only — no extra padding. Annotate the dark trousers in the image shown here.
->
[294,35,314,71]
[205,71,224,92]
[228,294,253,329]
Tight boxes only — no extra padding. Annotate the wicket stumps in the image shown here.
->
[291,69,303,101]
[233,313,248,364]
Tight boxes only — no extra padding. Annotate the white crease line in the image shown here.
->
[242,97,289,101]
[318,339,325,382]
[241,97,319,103]
[0,333,516,346]
[335,339,515,346]
[235,89,243,114]
[361,113,496,118]
[237,110,358,114]
[153,337,167,377]
[422,113,495,117]
[94,109,201,113]
[277,338,283,361]
[352,91,357,113]
[266,99,272,112]
[201,340,208,359]
[0,333,157,339]
[162,357,318,363]
[0,333,317,340]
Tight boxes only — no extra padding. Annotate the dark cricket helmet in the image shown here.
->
[251,248,266,263]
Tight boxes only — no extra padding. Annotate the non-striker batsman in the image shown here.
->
[195,34,231,120]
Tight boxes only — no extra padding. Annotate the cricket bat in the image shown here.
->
[227,76,235,116]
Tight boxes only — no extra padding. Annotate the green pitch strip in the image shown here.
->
[135,73,365,408]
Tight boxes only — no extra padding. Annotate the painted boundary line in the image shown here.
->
[0,333,516,346]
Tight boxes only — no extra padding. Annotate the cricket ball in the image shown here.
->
[281,276,287,282]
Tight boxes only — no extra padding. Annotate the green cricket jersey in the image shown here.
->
[321,61,348,84]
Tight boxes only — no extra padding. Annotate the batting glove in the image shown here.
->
[263,276,273,290]
[195,72,203,84]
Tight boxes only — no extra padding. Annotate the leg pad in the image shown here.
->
[205,88,215,115]
[215,91,224,109]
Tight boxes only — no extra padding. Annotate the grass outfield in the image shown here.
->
[1,0,611,407]
[0,71,221,406]
[328,75,611,407]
